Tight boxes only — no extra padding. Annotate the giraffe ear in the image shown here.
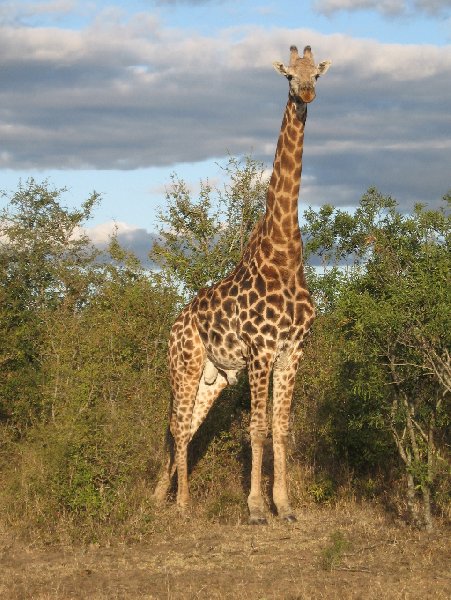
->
[316,60,331,76]
[273,61,290,77]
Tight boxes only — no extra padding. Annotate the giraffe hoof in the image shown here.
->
[176,503,191,516]
[248,515,268,525]
[281,513,297,523]
[152,485,169,505]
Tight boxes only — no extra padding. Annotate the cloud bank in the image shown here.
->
[314,0,451,17]
[1,14,450,210]
[82,221,158,266]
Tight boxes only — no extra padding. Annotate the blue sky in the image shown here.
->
[3,1,449,43]
[1,0,450,260]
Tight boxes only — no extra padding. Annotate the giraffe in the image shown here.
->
[154,45,331,524]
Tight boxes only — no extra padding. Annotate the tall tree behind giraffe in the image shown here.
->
[151,155,268,300]
[154,45,331,524]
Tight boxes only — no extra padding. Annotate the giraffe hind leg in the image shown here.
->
[172,364,206,510]
[152,416,177,505]
[154,367,229,506]
[154,311,206,510]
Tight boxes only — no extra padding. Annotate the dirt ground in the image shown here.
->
[1,504,449,600]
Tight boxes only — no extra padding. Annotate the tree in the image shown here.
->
[0,182,181,537]
[303,189,450,529]
[150,155,267,299]
[0,179,99,428]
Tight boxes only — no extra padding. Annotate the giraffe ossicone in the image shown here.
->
[154,44,331,524]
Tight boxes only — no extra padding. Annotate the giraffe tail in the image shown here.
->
[153,423,176,504]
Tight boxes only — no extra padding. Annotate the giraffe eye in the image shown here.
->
[287,75,293,81]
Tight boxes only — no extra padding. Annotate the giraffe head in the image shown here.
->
[273,45,331,105]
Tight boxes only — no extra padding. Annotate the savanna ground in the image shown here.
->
[1,502,449,600]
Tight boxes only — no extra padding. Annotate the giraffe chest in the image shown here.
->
[193,272,314,368]
[234,278,314,349]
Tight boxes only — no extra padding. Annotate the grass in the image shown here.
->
[319,530,351,571]
[1,502,449,600]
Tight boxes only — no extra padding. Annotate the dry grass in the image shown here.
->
[1,502,449,600]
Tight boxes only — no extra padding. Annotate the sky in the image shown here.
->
[1,0,450,262]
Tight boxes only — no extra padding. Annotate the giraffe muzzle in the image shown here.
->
[299,88,316,103]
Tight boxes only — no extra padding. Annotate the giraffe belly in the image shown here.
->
[203,359,240,386]
[204,340,247,372]
[194,299,247,372]
[202,342,246,386]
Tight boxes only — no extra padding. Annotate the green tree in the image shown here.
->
[0,184,181,540]
[0,179,99,429]
[303,189,450,529]
[33,252,178,532]
[150,155,267,299]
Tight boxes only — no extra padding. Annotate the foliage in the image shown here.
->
[0,179,180,541]
[0,179,100,429]
[0,173,449,541]
[302,188,450,529]
[150,155,267,299]
[320,530,351,571]
[32,263,177,533]
[308,476,335,504]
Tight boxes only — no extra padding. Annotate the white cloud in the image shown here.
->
[79,221,158,264]
[0,17,450,210]
[0,0,78,25]
[154,0,219,4]
[313,0,451,17]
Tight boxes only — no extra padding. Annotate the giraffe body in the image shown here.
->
[154,45,331,523]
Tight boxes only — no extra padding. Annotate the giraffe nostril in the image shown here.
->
[300,89,316,103]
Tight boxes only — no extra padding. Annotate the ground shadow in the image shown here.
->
[164,371,252,502]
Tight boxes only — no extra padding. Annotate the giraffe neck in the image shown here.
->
[264,96,306,247]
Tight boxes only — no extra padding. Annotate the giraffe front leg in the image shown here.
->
[272,353,301,522]
[247,356,271,525]
[248,431,267,524]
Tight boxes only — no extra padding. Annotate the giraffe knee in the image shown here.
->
[250,428,267,443]
[250,411,268,442]
[170,414,191,445]
[273,431,290,446]
[273,423,290,441]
